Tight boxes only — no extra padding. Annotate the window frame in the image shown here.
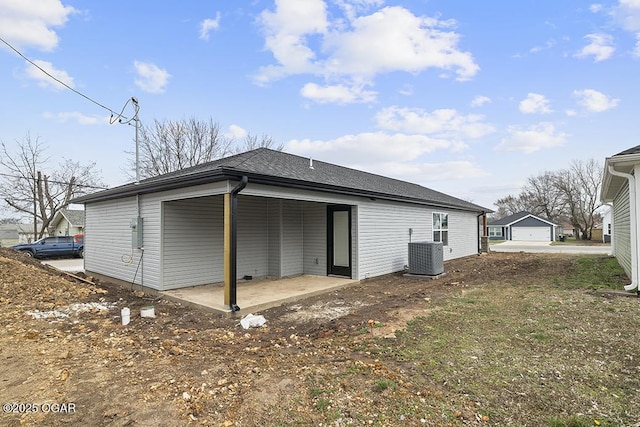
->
[432,212,449,246]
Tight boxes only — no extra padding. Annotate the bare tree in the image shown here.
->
[554,159,602,240]
[493,158,603,240]
[0,134,104,239]
[238,133,284,152]
[131,117,282,179]
[492,194,528,219]
[521,171,566,222]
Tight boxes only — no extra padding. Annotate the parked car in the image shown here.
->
[11,236,84,259]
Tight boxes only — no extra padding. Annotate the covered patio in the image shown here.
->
[161,274,359,314]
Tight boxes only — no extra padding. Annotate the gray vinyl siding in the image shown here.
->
[357,201,479,280]
[613,180,632,278]
[84,178,483,288]
[303,201,327,276]
[282,200,304,276]
[267,199,281,277]
[357,200,430,279]
[162,196,223,289]
[237,196,268,280]
[84,196,142,285]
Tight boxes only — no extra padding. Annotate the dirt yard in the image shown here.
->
[1,248,638,426]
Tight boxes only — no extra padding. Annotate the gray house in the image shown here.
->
[72,148,490,309]
[488,211,556,242]
[50,208,85,237]
[601,144,640,292]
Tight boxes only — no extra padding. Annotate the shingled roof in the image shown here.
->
[72,148,489,212]
[615,144,640,156]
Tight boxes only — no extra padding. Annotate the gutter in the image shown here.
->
[476,211,485,254]
[228,176,248,311]
[607,164,638,292]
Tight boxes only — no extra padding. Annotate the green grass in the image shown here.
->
[555,255,626,289]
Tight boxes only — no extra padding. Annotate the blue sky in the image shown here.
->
[1,0,639,210]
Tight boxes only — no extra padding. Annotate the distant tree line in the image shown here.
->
[492,159,603,240]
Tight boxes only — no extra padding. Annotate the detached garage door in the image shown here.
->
[512,227,550,242]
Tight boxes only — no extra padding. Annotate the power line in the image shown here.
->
[0,35,131,122]
[0,171,109,190]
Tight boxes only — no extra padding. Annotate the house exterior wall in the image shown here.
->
[357,200,479,280]
[302,201,327,276]
[84,180,483,289]
[612,179,632,278]
[52,221,83,237]
[267,199,281,277]
[281,199,304,277]
[85,182,230,290]
[162,196,223,289]
[84,196,142,285]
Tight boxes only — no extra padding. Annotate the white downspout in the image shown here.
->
[607,165,638,291]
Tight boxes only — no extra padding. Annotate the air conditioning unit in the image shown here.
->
[408,242,444,275]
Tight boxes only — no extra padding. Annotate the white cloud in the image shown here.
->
[375,106,495,139]
[255,2,479,101]
[324,7,478,81]
[471,95,491,108]
[529,39,556,54]
[0,0,76,51]
[255,0,328,83]
[369,160,489,183]
[24,59,74,90]
[589,4,604,13]
[575,33,615,62]
[573,89,619,112]
[287,131,454,164]
[496,122,567,153]
[300,82,377,103]
[133,61,171,94]
[225,124,248,140]
[565,109,577,117]
[613,0,640,56]
[519,93,552,114]
[199,12,221,40]
[42,111,105,125]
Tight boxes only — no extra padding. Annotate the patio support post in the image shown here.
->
[223,176,248,311]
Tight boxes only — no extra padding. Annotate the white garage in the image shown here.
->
[511,226,551,242]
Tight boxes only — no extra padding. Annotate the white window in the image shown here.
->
[433,213,449,246]
[488,227,503,237]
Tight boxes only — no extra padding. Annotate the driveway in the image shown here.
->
[41,258,84,273]
[490,240,612,255]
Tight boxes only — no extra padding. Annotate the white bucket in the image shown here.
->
[121,307,130,325]
[140,305,155,318]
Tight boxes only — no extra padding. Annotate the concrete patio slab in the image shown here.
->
[161,275,359,315]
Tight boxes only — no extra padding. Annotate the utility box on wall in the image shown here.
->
[130,217,143,249]
[408,241,444,275]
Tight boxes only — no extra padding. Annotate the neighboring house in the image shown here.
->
[50,209,85,236]
[72,148,491,309]
[17,223,41,244]
[488,211,557,242]
[557,222,575,238]
[0,224,19,247]
[601,144,640,291]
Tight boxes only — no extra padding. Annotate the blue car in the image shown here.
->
[12,236,84,259]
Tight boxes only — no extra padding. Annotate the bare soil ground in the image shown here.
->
[1,248,638,426]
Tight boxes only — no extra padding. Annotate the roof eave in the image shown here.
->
[73,167,490,213]
[601,154,640,202]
